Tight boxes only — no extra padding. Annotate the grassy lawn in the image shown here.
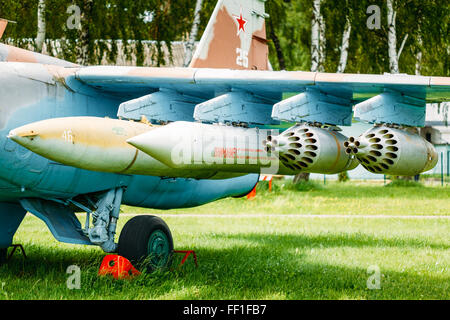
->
[0,180,448,300]
[128,179,450,216]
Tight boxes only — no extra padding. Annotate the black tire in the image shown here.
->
[0,248,7,265]
[118,215,173,272]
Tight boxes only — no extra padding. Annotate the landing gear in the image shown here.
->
[0,202,26,266]
[118,215,173,272]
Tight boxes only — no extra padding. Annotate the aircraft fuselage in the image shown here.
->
[0,62,257,209]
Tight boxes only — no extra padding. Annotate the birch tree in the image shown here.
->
[268,18,286,70]
[337,14,351,73]
[266,0,287,70]
[387,0,409,74]
[36,0,46,53]
[311,0,322,72]
[415,34,423,75]
[183,0,203,67]
[386,0,399,73]
[318,3,326,72]
[386,0,408,74]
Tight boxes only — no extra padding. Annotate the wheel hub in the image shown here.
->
[147,230,170,267]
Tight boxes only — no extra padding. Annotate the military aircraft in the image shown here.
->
[0,0,449,270]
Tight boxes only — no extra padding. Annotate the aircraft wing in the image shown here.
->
[73,66,450,127]
[75,66,450,101]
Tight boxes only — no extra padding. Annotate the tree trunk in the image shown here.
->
[311,0,321,72]
[337,15,351,73]
[415,34,423,75]
[415,50,422,76]
[318,5,326,72]
[268,19,286,70]
[36,0,46,53]
[183,0,203,67]
[387,0,399,74]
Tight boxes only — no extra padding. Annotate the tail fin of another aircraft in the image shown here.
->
[0,18,77,67]
[0,19,8,39]
[189,0,269,71]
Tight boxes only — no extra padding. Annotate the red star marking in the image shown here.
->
[234,10,248,36]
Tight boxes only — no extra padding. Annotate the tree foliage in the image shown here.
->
[0,0,448,75]
[266,0,449,76]
[0,0,202,65]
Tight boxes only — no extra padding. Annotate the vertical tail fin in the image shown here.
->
[189,0,269,70]
[0,19,8,39]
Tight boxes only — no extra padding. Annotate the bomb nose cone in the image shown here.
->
[126,135,144,149]
[126,123,186,167]
[8,128,38,139]
[127,127,168,157]
[7,129,17,140]
[7,126,40,148]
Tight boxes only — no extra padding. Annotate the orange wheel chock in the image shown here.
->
[98,255,141,280]
[247,175,272,199]
[173,250,198,268]
[246,185,257,199]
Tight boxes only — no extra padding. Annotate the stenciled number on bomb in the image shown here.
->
[62,130,74,144]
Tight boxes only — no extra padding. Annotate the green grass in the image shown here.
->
[129,179,450,216]
[0,181,448,300]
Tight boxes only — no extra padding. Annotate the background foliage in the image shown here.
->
[0,0,448,75]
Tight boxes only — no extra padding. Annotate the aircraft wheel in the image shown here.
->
[0,248,7,265]
[118,215,173,272]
